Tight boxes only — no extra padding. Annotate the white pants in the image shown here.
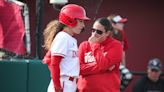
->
[47,76,77,92]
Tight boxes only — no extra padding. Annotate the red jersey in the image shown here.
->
[112,30,129,51]
[77,37,123,92]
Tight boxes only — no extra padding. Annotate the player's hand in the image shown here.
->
[42,50,51,65]
[55,86,63,92]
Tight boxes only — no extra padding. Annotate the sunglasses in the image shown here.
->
[92,28,105,35]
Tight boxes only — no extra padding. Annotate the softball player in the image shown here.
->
[42,4,90,92]
[107,14,133,91]
[107,15,128,65]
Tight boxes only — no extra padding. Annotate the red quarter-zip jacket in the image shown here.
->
[77,37,123,92]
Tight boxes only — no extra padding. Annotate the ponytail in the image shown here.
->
[43,20,65,50]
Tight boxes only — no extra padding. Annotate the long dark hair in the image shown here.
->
[95,17,113,32]
[43,20,65,50]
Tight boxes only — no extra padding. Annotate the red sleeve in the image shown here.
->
[123,36,129,51]
[48,56,63,89]
[94,41,123,71]
[79,42,103,75]
[120,30,129,51]
[42,50,51,65]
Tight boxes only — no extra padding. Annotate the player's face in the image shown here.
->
[71,19,85,34]
[114,23,124,30]
[91,21,110,42]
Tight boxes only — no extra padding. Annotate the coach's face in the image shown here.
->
[91,21,110,42]
[72,19,85,34]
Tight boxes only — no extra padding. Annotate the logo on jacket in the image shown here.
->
[84,52,96,63]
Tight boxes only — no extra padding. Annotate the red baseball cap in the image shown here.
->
[112,15,127,23]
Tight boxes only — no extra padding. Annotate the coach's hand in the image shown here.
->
[88,35,103,43]
[108,65,115,71]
